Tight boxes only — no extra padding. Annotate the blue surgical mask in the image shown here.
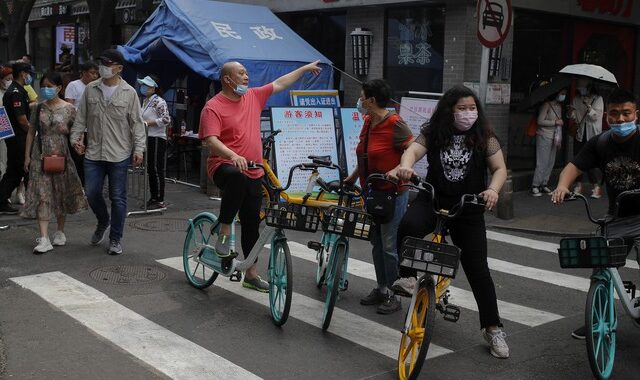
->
[357,98,366,114]
[24,74,33,86]
[226,76,248,96]
[556,94,566,102]
[609,119,638,138]
[39,86,57,101]
[139,85,149,96]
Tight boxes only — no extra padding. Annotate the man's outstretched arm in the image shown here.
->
[272,60,322,94]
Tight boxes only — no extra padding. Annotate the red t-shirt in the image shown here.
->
[199,84,273,179]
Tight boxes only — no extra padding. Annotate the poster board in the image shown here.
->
[399,96,439,178]
[289,90,340,108]
[271,107,339,195]
[0,107,15,140]
[55,25,75,64]
[339,108,364,176]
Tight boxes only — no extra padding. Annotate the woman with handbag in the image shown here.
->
[343,79,413,315]
[391,85,510,358]
[21,71,87,254]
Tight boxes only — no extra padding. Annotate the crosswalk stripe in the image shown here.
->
[10,271,261,380]
[281,242,564,327]
[157,257,453,360]
[486,230,639,270]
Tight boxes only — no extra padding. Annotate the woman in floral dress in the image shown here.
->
[21,71,87,254]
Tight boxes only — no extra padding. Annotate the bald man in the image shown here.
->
[199,60,321,292]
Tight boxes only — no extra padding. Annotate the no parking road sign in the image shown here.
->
[477,0,512,48]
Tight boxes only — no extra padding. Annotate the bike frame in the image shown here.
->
[592,268,640,320]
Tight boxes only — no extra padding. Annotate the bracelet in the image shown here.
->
[487,187,499,195]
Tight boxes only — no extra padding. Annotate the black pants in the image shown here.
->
[397,192,502,329]
[147,137,167,202]
[0,136,27,205]
[212,164,262,259]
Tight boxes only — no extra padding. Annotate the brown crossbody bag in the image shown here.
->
[35,104,65,174]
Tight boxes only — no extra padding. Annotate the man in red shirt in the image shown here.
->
[199,60,321,292]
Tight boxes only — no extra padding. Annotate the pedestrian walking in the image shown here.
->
[343,79,413,314]
[70,49,145,255]
[21,71,87,254]
[530,88,567,196]
[138,74,171,209]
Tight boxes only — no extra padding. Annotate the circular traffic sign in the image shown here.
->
[477,0,512,48]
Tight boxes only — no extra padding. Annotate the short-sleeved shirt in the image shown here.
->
[1,82,30,139]
[64,79,87,110]
[199,84,273,179]
[573,130,640,215]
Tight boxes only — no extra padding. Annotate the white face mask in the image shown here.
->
[99,65,116,79]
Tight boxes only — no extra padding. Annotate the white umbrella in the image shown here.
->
[559,64,618,85]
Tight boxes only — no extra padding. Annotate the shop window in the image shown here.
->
[385,6,445,94]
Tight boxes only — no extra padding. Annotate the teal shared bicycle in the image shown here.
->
[557,190,640,380]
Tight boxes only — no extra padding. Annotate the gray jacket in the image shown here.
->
[71,78,145,162]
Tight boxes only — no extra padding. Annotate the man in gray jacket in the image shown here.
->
[71,49,145,255]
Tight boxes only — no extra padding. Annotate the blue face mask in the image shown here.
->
[609,119,638,138]
[25,74,33,86]
[39,86,57,101]
[356,98,366,115]
[226,76,248,96]
[138,85,149,97]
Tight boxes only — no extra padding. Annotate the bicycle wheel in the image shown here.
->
[322,243,346,331]
[269,238,292,327]
[316,233,338,288]
[397,278,436,380]
[586,279,617,380]
[183,213,219,289]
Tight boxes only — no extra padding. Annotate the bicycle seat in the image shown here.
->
[308,155,332,166]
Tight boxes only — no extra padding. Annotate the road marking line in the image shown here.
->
[282,242,564,327]
[486,231,639,270]
[158,257,452,360]
[10,271,262,380]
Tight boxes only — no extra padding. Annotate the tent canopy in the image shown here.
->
[118,0,333,106]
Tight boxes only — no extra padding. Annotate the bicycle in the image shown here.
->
[556,191,640,380]
[396,176,486,380]
[182,162,322,327]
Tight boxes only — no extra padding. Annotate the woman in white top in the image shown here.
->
[531,88,567,196]
[568,78,604,198]
[138,75,171,209]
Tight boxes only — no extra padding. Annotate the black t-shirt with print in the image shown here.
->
[1,82,30,139]
[572,130,640,215]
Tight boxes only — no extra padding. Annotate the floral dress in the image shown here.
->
[21,102,87,220]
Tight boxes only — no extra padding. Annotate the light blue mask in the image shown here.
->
[226,76,248,96]
[138,85,149,96]
[39,86,57,100]
[356,98,366,114]
[25,74,33,86]
[609,119,638,138]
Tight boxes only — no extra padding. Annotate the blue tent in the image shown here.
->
[118,0,333,107]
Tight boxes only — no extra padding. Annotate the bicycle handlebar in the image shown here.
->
[563,192,605,226]
[401,175,485,219]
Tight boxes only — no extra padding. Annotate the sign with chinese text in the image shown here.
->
[399,97,439,178]
[339,108,364,176]
[271,107,339,195]
[0,107,15,140]
[463,82,511,104]
[55,25,75,64]
[40,4,69,18]
[477,0,512,48]
[290,90,340,108]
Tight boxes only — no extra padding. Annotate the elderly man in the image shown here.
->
[199,60,321,292]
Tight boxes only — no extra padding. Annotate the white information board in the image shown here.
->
[399,97,439,178]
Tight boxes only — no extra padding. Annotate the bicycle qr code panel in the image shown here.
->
[265,202,321,233]
[400,237,461,278]
[322,206,373,241]
[558,237,627,268]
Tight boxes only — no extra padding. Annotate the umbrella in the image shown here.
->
[517,76,571,112]
[559,64,618,85]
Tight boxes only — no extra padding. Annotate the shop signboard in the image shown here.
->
[289,90,340,107]
[399,97,438,178]
[0,107,15,140]
[55,25,75,65]
[271,107,339,195]
[477,0,513,48]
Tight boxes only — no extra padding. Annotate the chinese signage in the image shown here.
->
[211,22,283,40]
[55,25,75,65]
[339,108,364,176]
[290,90,340,107]
[40,4,69,18]
[271,107,339,195]
[0,107,15,140]
[578,0,634,17]
[463,82,511,105]
[398,97,438,178]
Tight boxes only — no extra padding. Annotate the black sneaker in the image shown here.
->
[145,198,157,208]
[0,203,19,215]
[108,239,123,255]
[90,224,109,246]
[571,325,586,340]
[377,292,402,314]
[360,288,385,305]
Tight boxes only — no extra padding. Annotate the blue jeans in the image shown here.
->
[370,191,409,289]
[84,158,130,242]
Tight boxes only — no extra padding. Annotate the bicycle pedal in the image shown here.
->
[307,241,323,251]
[229,270,242,282]
[623,281,636,299]
[339,279,349,291]
[442,304,461,323]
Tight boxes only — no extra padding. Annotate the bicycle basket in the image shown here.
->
[265,202,321,233]
[321,206,373,241]
[558,237,627,268]
[399,237,461,278]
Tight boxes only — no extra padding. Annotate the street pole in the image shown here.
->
[479,45,490,106]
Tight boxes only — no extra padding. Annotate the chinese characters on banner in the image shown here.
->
[339,108,364,176]
[399,97,440,178]
[55,25,75,64]
[289,90,340,107]
[211,22,283,40]
[271,107,339,195]
[0,107,15,140]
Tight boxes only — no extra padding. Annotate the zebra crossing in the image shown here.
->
[8,230,638,379]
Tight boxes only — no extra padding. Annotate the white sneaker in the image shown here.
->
[391,277,417,297]
[33,237,53,254]
[482,328,509,358]
[52,231,66,246]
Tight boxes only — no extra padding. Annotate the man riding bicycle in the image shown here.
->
[552,88,640,339]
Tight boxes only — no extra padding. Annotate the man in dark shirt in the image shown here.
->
[0,62,33,214]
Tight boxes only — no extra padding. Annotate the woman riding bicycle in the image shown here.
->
[391,85,510,359]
